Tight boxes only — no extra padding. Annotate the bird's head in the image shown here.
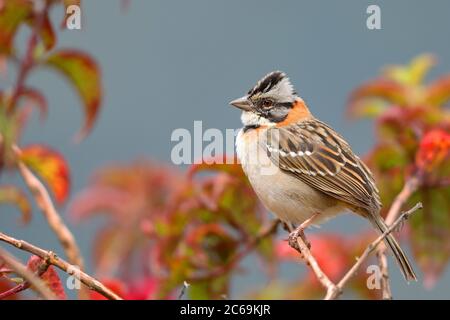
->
[230,71,299,128]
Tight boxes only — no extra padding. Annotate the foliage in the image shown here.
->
[0,0,101,299]
[350,54,450,287]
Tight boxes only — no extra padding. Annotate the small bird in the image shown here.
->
[230,71,417,281]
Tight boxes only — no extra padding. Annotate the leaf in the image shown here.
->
[26,256,66,299]
[20,144,70,203]
[383,54,436,86]
[0,0,56,54]
[347,79,408,119]
[409,187,450,288]
[0,278,21,300]
[426,75,450,107]
[0,185,31,224]
[45,50,102,140]
[26,11,56,52]
[416,129,450,172]
[0,0,32,54]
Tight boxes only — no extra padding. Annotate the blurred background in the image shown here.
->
[1,0,450,299]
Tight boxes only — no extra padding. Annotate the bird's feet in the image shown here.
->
[288,225,311,252]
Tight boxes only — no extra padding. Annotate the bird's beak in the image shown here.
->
[229,96,252,111]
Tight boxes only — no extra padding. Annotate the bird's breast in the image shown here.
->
[236,128,344,225]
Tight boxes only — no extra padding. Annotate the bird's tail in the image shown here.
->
[371,214,417,282]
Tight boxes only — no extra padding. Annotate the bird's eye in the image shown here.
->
[261,99,273,108]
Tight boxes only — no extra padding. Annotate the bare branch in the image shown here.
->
[13,145,84,271]
[376,249,392,299]
[376,176,420,299]
[326,202,422,300]
[0,232,122,300]
[293,235,340,299]
[0,247,56,300]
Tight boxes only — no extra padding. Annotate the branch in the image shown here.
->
[326,202,422,300]
[0,246,56,300]
[376,248,392,299]
[13,145,84,271]
[376,175,420,299]
[287,203,422,300]
[0,232,122,300]
[293,234,339,299]
[0,257,49,299]
[7,0,49,112]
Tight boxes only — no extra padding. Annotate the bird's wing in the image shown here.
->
[264,119,381,215]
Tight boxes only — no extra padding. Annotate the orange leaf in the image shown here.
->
[45,50,102,140]
[425,75,450,107]
[20,144,70,203]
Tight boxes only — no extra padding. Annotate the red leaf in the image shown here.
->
[125,278,160,300]
[0,278,21,300]
[20,144,71,203]
[26,256,66,299]
[416,129,450,172]
[45,50,102,140]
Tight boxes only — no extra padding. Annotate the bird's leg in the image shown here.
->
[288,213,320,252]
[281,221,292,233]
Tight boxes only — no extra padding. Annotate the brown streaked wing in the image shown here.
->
[264,119,381,215]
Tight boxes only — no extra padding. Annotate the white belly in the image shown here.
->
[236,128,344,225]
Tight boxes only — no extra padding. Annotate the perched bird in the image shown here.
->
[230,71,417,281]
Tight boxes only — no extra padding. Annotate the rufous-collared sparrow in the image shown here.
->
[231,71,417,281]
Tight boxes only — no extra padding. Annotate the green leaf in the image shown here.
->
[383,54,435,86]
[45,50,102,140]
[409,186,450,288]
[0,0,56,55]
[0,0,31,54]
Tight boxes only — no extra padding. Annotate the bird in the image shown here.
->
[230,71,417,282]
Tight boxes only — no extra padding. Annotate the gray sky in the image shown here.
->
[1,0,450,299]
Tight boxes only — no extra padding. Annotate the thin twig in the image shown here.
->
[0,232,122,300]
[376,175,420,299]
[7,0,49,112]
[292,234,340,299]
[13,145,84,271]
[325,202,422,300]
[0,246,56,300]
[376,249,392,300]
[178,281,190,300]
